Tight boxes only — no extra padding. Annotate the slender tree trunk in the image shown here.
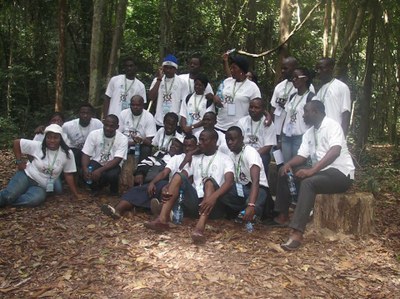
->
[245,0,257,71]
[55,0,67,112]
[159,0,173,63]
[330,0,339,58]
[358,2,377,148]
[323,0,331,57]
[88,0,105,106]
[276,0,292,83]
[106,0,128,83]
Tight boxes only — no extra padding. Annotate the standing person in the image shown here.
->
[237,98,276,175]
[270,57,299,141]
[0,124,79,208]
[119,95,156,160]
[213,55,261,132]
[281,67,315,163]
[180,74,215,135]
[81,115,128,195]
[178,55,214,98]
[220,126,270,221]
[314,57,351,135]
[148,54,186,128]
[62,103,103,169]
[103,57,147,119]
[270,101,354,251]
[151,112,183,154]
[144,129,234,244]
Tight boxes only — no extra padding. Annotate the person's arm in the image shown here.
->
[64,172,80,199]
[147,168,171,197]
[341,111,351,136]
[258,145,273,156]
[222,53,231,78]
[81,153,91,181]
[91,157,123,181]
[199,172,234,215]
[102,95,111,118]
[279,155,308,177]
[179,148,201,170]
[295,145,341,179]
[148,68,163,102]
[242,165,261,221]
[13,139,27,170]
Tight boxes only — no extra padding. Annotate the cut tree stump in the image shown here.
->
[313,192,374,235]
[119,155,138,193]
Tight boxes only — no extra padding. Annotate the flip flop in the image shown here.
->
[101,204,121,219]
[280,238,302,251]
[191,230,206,244]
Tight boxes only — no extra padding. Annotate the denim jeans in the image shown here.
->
[282,134,303,163]
[0,170,47,207]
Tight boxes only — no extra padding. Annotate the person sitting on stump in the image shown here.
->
[144,129,234,244]
[81,115,128,195]
[269,100,354,251]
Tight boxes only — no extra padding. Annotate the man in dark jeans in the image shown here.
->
[269,101,354,251]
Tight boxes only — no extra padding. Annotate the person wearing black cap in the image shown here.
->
[213,55,261,132]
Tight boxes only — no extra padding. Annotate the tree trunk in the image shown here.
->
[358,2,377,148]
[330,0,339,58]
[55,0,67,112]
[275,0,292,83]
[322,0,330,57]
[245,0,257,71]
[159,0,173,63]
[106,0,128,83]
[88,0,105,107]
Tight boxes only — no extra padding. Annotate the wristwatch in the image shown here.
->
[15,159,23,165]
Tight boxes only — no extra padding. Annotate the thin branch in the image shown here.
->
[238,1,321,58]
[227,0,249,40]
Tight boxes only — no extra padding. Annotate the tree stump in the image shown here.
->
[119,155,138,193]
[313,192,374,235]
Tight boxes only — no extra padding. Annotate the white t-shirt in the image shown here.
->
[184,150,234,197]
[180,93,215,135]
[150,75,186,126]
[105,74,147,118]
[313,78,351,126]
[118,109,157,141]
[20,139,76,189]
[165,153,186,180]
[216,77,261,131]
[82,129,128,166]
[229,145,269,187]
[151,128,184,152]
[237,115,277,150]
[178,73,214,99]
[271,79,315,135]
[282,92,311,136]
[298,117,355,179]
[62,118,103,149]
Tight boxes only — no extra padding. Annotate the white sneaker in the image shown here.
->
[101,204,121,219]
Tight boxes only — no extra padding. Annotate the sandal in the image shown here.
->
[280,238,302,251]
[101,204,121,219]
[191,230,206,244]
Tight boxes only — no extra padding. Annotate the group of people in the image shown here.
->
[0,52,355,251]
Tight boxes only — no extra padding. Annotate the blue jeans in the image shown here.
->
[282,134,303,163]
[0,170,47,207]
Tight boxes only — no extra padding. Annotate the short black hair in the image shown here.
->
[130,95,144,104]
[106,114,119,125]
[201,128,218,141]
[309,100,326,114]
[226,126,243,136]
[294,66,314,88]
[194,73,209,87]
[79,102,94,112]
[320,57,335,68]
[164,112,179,124]
[184,134,197,144]
[250,97,266,109]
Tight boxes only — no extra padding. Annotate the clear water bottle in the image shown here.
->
[287,171,297,203]
[216,81,224,99]
[86,165,93,184]
[239,210,254,233]
[172,189,184,224]
[187,113,193,127]
[134,143,140,159]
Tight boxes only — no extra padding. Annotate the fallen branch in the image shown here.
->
[0,277,31,293]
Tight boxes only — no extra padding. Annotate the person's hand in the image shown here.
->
[205,93,214,101]
[182,125,192,135]
[161,186,173,203]
[91,168,102,181]
[133,136,143,145]
[199,194,218,215]
[295,168,315,179]
[34,125,45,135]
[156,67,163,81]
[263,111,272,127]
[134,175,144,186]
[147,182,156,198]
[16,162,27,171]
[213,95,223,108]
[222,52,229,61]
[242,205,256,222]
[279,163,292,177]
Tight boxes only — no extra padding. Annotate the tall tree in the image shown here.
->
[276,0,293,82]
[55,0,67,112]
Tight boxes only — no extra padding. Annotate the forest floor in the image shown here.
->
[0,146,399,299]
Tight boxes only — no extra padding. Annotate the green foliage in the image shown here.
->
[0,117,19,149]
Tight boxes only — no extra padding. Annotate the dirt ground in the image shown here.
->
[0,149,399,299]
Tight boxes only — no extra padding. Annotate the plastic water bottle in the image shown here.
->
[216,81,224,99]
[287,171,297,203]
[240,210,254,233]
[134,143,140,159]
[172,189,184,224]
[86,165,93,184]
[187,113,193,127]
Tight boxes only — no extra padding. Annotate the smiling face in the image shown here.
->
[45,132,61,150]
[164,116,178,135]
[168,139,184,156]
[194,79,206,95]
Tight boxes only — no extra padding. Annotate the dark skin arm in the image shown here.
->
[148,68,163,102]
[178,148,201,170]
[13,139,27,170]
[341,111,351,136]
[258,145,273,156]
[64,172,80,199]
[242,165,261,222]
[147,167,171,197]
[102,95,111,118]
[82,153,123,181]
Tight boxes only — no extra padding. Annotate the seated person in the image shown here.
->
[151,112,183,154]
[194,111,228,154]
[237,97,276,175]
[0,124,79,208]
[220,126,269,221]
[270,101,354,251]
[81,115,128,195]
[62,103,103,169]
[119,95,156,160]
[101,135,198,219]
[144,129,234,244]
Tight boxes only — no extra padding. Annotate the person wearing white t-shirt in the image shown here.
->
[281,67,315,163]
[213,55,261,131]
[270,101,354,251]
[180,73,215,135]
[103,57,147,119]
[237,98,276,175]
[62,103,103,169]
[220,126,270,221]
[0,124,79,208]
[82,115,128,195]
[101,136,198,219]
[148,54,186,127]
[145,129,234,244]
[151,112,183,154]
[178,55,214,99]
[119,95,156,160]
[314,57,351,135]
